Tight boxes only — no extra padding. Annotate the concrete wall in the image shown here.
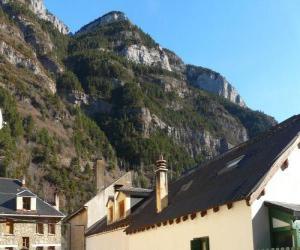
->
[67,209,87,250]
[86,228,129,250]
[86,172,132,228]
[129,201,253,250]
[86,201,253,250]
[251,146,300,249]
[0,221,62,250]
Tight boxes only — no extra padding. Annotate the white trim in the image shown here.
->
[32,244,61,247]
[16,189,36,197]
[0,245,18,248]
[0,214,64,218]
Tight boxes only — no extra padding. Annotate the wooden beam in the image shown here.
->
[169,219,174,225]
[190,213,197,220]
[163,221,168,226]
[175,217,181,224]
[183,215,188,221]
[227,203,233,209]
[257,189,265,200]
[281,159,289,171]
[213,207,219,213]
[157,222,161,227]
[201,211,207,217]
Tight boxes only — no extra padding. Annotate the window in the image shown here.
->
[48,224,56,235]
[191,237,210,250]
[218,155,245,175]
[5,248,13,250]
[108,206,113,222]
[119,200,125,218]
[36,223,44,234]
[22,237,29,249]
[36,247,44,250]
[23,197,31,210]
[5,221,14,235]
[48,247,55,250]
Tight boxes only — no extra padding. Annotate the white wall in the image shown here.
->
[251,146,300,249]
[86,228,129,250]
[129,201,253,250]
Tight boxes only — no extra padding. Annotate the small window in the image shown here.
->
[36,223,44,234]
[36,247,44,250]
[48,224,56,235]
[191,237,210,250]
[5,247,13,250]
[23,197,31,210]
[108,206,113,222]
[119,200,125,218]
[22,237,30,248]
[218,155,245,175]
[5,221,14,235]
[48,247,55,250]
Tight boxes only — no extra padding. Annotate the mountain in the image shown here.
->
[0,3,275,212]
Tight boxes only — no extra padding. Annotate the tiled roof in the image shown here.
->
[0,178,64,218]
[125,115,300,233]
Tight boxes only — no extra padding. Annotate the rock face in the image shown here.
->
[0,0,69,34]
[121,45,172,71]
[186,65,246,107]
[77,11,128,35]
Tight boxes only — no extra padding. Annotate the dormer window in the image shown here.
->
[23,197,31,210]
[218,155,245,175]
[119,200,125,218]
[16,190,37,211]
[108,206,114,223]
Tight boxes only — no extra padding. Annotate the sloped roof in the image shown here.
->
[124,115,300,233]
[117,187,152,198]
[0,178,64,218]
[265,201,300,218]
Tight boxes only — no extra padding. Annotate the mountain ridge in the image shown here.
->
[0,3,276,212]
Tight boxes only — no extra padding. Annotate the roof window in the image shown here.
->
[218,155,245,175]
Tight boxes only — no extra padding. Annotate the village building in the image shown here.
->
[84,115,300,250]
[0,177,64,250]
[64,160,132,250]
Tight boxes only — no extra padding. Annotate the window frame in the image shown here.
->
[36,223,44,235]
[22,236,30,248]
[23,197,31,210]
[191,237,210,250]
[48,223,56,235]
[119,200,125,219]
[36,247,44,250]
[5,221,14,235]
[47,247,55,250]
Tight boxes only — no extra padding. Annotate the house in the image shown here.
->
[64,160,132,250]
[85,115,300,250]
[0,177,64,250]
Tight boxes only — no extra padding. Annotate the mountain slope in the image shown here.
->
[0,3,276,212]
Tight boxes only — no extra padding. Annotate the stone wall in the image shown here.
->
[0,221,62,249]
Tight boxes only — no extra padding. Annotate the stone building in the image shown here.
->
[0,178,64,249]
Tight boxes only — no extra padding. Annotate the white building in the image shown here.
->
[85,115,300,250]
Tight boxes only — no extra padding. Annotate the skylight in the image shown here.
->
[218,155,245,175]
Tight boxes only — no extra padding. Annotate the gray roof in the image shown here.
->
[117,187,152,198]
[0,178,64,218]
[125,115,300,233]
[265,201,300,219]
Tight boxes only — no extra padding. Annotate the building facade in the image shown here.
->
[0,178,64,250]
[85,115,300,250]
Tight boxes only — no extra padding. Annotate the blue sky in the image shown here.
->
[45,0,300,122]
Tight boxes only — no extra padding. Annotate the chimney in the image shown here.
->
[96,159,105,191]
[21,176,26,187]
[54,193,60,210]
[155,155,168,213]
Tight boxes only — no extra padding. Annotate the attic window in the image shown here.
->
[218,155,245,175]
[23,197,31,210]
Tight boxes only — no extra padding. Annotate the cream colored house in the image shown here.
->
[64,160,132,250]
[85,115,300,250]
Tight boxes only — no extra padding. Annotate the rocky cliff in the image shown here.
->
[0,5,276,212]
[0,0,69,34]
